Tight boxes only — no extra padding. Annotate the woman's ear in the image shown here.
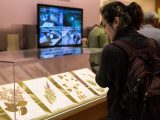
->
[113,17,120,29]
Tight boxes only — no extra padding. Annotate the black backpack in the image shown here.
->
[112,39,160,120]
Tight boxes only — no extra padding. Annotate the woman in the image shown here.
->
[96,1,145,120]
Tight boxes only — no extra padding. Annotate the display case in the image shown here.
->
[0,47,108,120]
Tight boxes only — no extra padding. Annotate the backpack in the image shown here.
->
[112,39,160,120]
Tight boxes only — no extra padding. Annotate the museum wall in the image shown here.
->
[0,0,100,28]
[101,0,155,12]
[0,0,101,51]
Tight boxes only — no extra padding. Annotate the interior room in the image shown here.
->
[0,0,159,120]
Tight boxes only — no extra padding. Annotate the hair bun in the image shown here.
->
[127,2,144,30]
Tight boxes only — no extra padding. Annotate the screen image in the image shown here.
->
[37,4,83,48]
[39,47,82,59]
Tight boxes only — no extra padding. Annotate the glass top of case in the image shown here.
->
[0,47,102,63]
[0,47,106,120]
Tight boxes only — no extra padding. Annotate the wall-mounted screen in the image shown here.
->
[37,4,83,48]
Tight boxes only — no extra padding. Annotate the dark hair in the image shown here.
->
[101,1,144,30]
[127,2,144,30]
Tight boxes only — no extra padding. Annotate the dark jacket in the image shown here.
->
[96,28,153,120]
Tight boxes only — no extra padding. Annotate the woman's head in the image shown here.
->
[101,2,144,41]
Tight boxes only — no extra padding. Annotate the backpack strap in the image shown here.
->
[148,38,158,49]
[112,39,160,62]
[111,40,136,58]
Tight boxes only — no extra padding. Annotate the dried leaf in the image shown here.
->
[44,89,56,104]
[73,86,78,89]
[4,102,11,106]
[20,107,27,115]
[4,102,17,109]
[58,75,63,79]
[67,89,72,92]
[62,84,67,87]
[17,101,27,106]
[5,106,18,112]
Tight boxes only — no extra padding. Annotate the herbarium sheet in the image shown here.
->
[50,72,96,103]
[0,83,47,120]
[73,68,108,95]
[23,77,74,113]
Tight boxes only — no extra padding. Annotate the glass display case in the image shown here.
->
[0,47,108,120]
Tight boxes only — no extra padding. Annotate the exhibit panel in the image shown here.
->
[0,61,17,120]
[50,72,96,103]
[0,83,47,120]
[72,68,108,96]
[23,77,75,113]
[0,47,107,120]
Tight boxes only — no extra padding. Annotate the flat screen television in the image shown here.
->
[37,4,83,48]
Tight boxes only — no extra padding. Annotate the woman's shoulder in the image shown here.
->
[102,43,127,57]
[103,43,123,52]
